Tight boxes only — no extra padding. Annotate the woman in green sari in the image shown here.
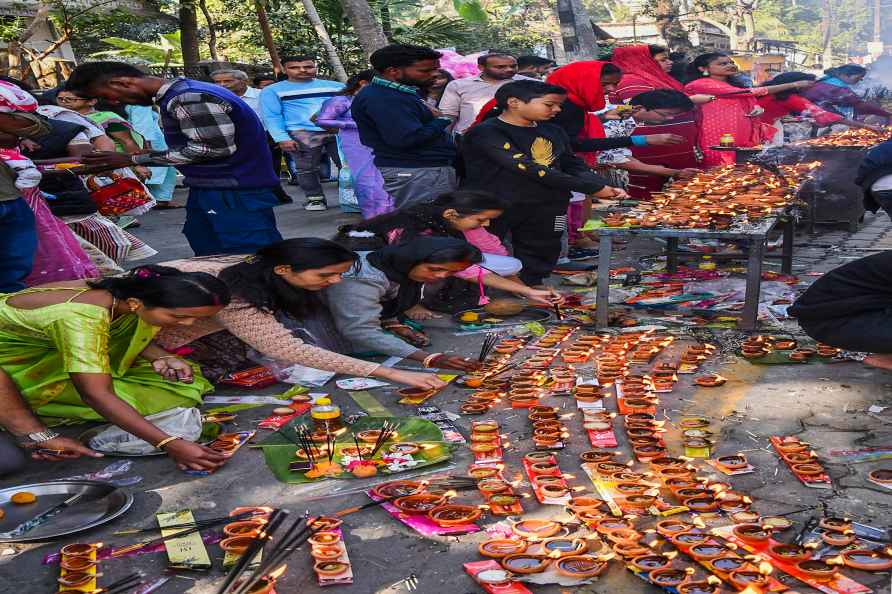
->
[0,265,231,473]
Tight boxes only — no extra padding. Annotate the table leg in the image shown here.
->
[781,217,794,274]
[666,237,679,273]
[596,236,613,329]
[740,238,765,331]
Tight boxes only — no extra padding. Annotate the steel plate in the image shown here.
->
[0,480,133,542]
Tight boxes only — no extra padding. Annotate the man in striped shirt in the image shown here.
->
[259,55,344,211]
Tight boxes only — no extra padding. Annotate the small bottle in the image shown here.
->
[719,133,736,147]
[311,397,342,432]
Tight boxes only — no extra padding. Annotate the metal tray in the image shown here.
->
[0,480,132,542]
[453,306,551,327]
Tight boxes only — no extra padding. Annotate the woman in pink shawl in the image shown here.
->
[683,53,813,167]
[611,45,704,198]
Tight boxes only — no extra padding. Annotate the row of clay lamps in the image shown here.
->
[741,335,841,362]
[463,338,525,389]
[527,404,570,449]
[534,326,576,349]
[628,334,675,365]
[623,400,668,462]
[468,421,524,513]
[678,343,715,372]
[773,436,829,482]
[561,334,609,364]
[507,367,547,408]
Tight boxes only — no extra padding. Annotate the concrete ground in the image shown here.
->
[3,182,892,594]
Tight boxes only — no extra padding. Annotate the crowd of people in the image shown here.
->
[0,42,889,475]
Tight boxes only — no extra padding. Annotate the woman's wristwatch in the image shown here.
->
[17,429,60,446]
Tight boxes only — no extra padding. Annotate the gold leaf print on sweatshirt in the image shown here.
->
[531,137,554,166]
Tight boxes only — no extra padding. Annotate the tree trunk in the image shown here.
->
[567,0,597,58]
[380,3,392,40]
[198,0,219,62]
[547,9,567,64]
[179,0,201,68]
[301,0,348,81]
[654,0,694,52]
[820,0,834,69]
[339,0,388,58]
[254,0,282,74]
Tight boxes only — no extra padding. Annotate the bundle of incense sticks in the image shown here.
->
[110,510,261,557]
[219,511,323,594]
[478,331,500,362]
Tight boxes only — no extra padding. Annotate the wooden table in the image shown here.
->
[595,215,794,331]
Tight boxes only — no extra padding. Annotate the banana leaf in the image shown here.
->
[259,416,453,484]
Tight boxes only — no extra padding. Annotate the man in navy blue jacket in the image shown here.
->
[856,138,892,217]
[351,44,457,207]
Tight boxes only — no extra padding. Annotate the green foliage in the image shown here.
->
[91,31,184,65]
[0,15,25,43]
[453,0,487,23]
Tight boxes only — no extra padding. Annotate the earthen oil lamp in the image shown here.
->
[819,517,852,533]
[631,554,670,572]
[706,555,748,574]
[428,504,482,527]
[315,561,351,578]
[613,541,650,558]
[869,468,892,485]
[479,539,527,558]
[511,519,563,539]
[392,493,444,514]
[732,523,770,544]
[59,556,98,572]
[656,519,693,537]
[555,556,607,579]
[796,559,837,582]
[669,531,710,547]
[648,567,688,588]
[595,517,633,536]
[822,530,856,547]
[678,580,719,594]
[684,496,720,513]
[841,549,892,571]
[769,543,812,563]
[468,466,499,480]
[60,543,98,558]
[500,554,550,574]
[541,537,588,558]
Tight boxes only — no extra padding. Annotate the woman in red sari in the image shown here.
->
[611,44,705,198]
[683,53,812,167]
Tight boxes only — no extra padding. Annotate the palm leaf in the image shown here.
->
[391,15,474,46]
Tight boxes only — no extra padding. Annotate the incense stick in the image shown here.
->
[110,511,258,557]
[216,508,289,594]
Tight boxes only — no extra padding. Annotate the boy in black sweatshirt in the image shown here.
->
[460,80,627,285]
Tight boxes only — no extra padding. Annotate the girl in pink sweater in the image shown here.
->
[339,190,561,318]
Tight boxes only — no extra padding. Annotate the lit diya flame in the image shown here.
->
[692,517,707,529]
[825,555,846,566]
[664,551,679,561]
[739,586,763,594]
[268,564,288,580]
[706,575,723,585]
[758,561,774,575]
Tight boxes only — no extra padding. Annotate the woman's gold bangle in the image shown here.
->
[155,435,182,450]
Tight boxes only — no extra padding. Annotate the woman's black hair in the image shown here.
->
[340,69,375,96]
[89,265,231,308]
[434,68,454,84]
[494,80,566,109]
[421,243,483,265]
[825,64,867,79]
[601,63,622,77]
[629,89,695,111]
[218,238,359,318]
[338,190,508,249]
[763,71,816,100]
[648,45,669,57]
[684,52,745,87]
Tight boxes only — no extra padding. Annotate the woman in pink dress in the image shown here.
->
[611,44,706,198]
[683,53,813,167]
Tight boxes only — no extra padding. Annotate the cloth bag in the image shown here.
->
[87,407,203,455]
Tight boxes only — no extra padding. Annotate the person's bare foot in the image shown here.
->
[864,354,892,370]
[404,304,441,321]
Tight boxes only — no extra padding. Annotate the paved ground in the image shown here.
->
[3,183,892,594]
